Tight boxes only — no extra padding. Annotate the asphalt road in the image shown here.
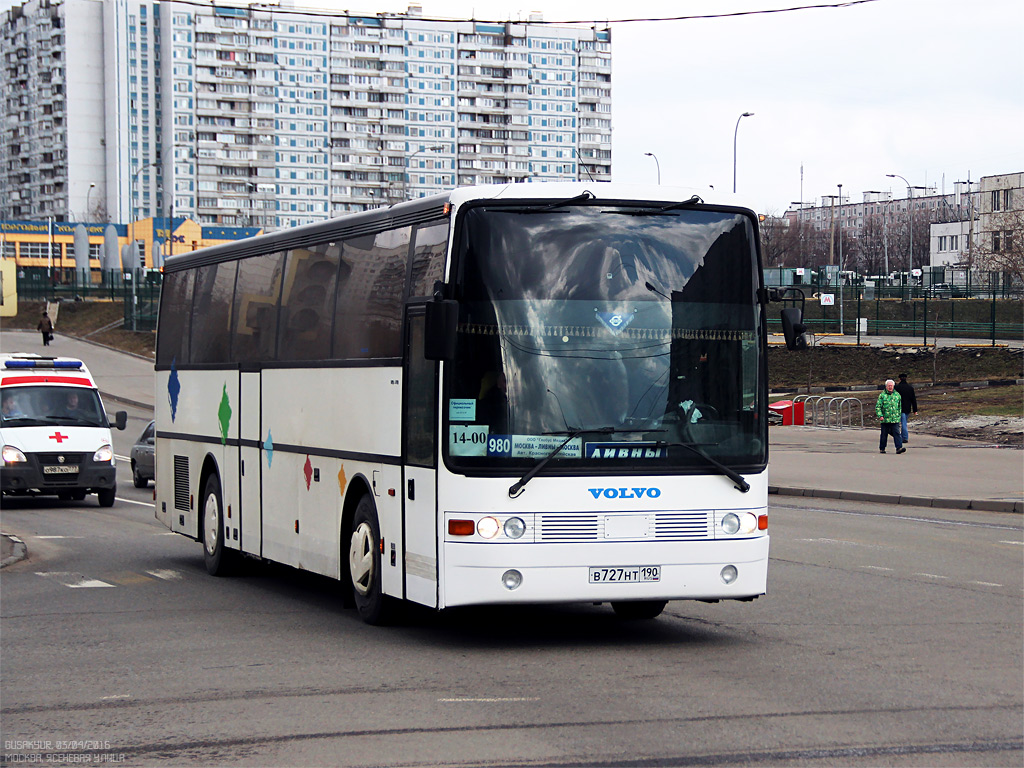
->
[1,406,1022,767]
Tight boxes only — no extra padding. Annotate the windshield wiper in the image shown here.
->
[619,195,704,216]
[651,440,750,493]
[508,426,659,499]
[490,191,595,216]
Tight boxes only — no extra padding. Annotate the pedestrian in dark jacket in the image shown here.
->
[895,373,918,444]
[37,312,54,346]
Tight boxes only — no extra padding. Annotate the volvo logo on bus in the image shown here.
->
[588,487,661,499]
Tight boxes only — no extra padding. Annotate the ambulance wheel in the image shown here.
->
[97,486,117,507]
[348,495,395,625]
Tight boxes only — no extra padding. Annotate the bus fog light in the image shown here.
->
[477,516,500,539]
[739,513,758,534]
[721,513,740,535]
[502,569,523,590]
[503,517,526,539]
[720,565,738,584]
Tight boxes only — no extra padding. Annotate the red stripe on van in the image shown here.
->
[1,376,93,386]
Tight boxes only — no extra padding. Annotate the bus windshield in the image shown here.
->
[445,202,765,475]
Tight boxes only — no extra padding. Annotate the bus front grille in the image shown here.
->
[537,512,713,542]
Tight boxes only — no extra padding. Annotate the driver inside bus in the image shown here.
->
[478,371,509,433]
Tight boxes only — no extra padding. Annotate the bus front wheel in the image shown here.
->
[202,474,233,576]
[611,600,667,620]
[348,496,395,625]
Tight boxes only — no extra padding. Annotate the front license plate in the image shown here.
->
[589,565,661,584]
[43,465,79,474]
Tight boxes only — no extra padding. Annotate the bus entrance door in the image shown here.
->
[239,369,262,556]
[402,309,439,607]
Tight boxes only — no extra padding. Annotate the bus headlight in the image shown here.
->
[477,516,500,539]
[502,569,523,590]
[93,444,114,463]
[503,517,526,539]
[721,513,740,535]
[739,512,759,534]
[2,445,27,463]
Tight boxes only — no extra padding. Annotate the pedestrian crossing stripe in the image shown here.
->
[35,569,184,588]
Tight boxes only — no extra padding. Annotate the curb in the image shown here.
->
[1,534,27,568]
[769,486,1023,514]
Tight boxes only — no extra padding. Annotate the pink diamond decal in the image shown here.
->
[303,455,313,490]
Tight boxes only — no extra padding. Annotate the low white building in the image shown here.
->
[929,220,978,267]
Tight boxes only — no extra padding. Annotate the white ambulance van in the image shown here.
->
[1,353,128,506]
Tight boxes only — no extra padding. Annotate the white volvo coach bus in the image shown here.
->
[155,183,804,623]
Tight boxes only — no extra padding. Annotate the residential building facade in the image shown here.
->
[2,0,612,232]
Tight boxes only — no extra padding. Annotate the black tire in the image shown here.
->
[347,495,396,625]
[201,474,233,576]
[97,486,116,507]
[132,462,149,488]
[611,600,667,620]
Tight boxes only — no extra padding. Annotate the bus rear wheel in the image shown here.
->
[611,600,667,620]
[348,495,395,625]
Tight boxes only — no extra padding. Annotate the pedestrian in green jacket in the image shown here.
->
[876,379,904,454]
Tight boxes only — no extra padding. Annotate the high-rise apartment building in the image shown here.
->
[2,0,612,232]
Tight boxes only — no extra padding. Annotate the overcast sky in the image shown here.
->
[5,0,1021,213]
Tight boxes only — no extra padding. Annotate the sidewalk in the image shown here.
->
[1,327,1021,540]
[769,426,1023,513]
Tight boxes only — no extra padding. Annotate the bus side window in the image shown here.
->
[278,244,340,362]
[191,261,237,365]
[409,221,449,298]
[232,251,286,364]
[333,226,411,359]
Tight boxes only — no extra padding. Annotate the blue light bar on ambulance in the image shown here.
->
[3,359,84,370]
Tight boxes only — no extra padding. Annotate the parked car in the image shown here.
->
[130,420,155,488]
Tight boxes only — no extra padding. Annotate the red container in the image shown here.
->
[769,400,805,426]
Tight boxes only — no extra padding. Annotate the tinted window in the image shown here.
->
[409,221,449,298]
[191,261,237,364]
[332,227,411,359]
[156,270,194,366]
[278,243,340,362]
[232,251,285,363]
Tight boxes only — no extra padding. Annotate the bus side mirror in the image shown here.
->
[780,307,808,350]
[111,411,128,430]
[424,300,458,361]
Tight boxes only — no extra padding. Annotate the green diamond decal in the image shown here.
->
[218,384,232,445]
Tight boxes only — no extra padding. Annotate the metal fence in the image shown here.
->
[16,268,161,332]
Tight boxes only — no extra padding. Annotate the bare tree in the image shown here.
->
[977,206,1024,285]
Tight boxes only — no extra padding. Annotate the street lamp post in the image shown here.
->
[732,112,753,193]
[405,145,443,203]
[644,152,661,185]
[85,183,96,221]
[837,183,844,334]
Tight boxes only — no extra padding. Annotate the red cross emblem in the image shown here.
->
[49,432,69,443]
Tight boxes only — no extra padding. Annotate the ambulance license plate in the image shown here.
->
[43,465,78,474]
[589,565,661,583]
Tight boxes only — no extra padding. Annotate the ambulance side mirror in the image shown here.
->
[111,411,128,431]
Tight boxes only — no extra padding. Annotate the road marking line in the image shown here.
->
[969,581,1004,587]
[101,695,131,700]
[36,572,115,588]
[914,573,949,580]
[860,565,893,571]
[146,569,183,580]
[438,697,541,703]
[999,540,1023,546]
[34,535,84,540]
[116,497,155,508]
